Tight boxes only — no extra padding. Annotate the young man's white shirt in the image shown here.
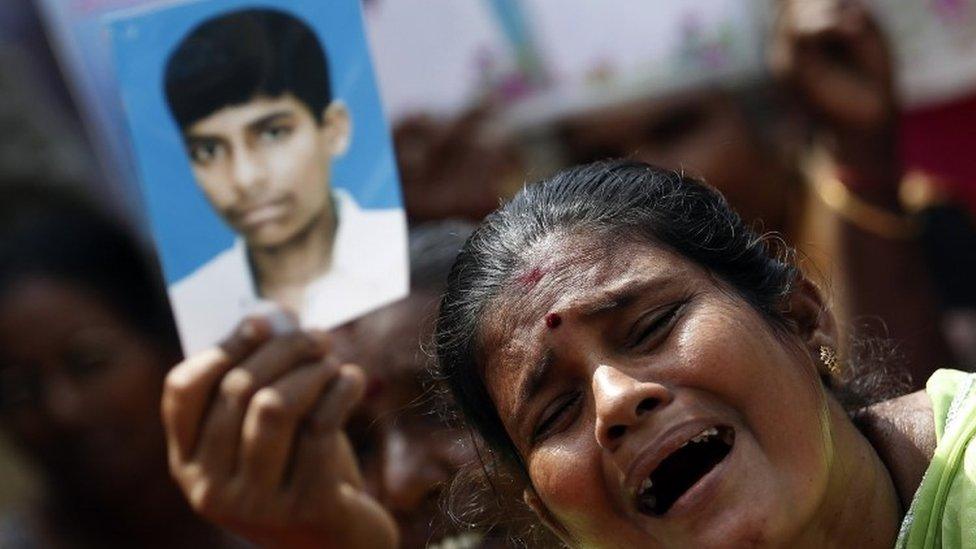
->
[169,189,408,354]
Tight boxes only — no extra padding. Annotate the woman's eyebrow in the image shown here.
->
[575,276,675,318]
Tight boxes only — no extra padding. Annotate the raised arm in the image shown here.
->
[770,0,952,380]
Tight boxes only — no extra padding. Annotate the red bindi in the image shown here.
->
[545,312,562,329]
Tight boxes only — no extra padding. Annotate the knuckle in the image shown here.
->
[188,479,221,515]
[218,316,267,356]
[163,367,195,397]
[219,369,257,407]
[339,365,366,400]
[251,388,295,424]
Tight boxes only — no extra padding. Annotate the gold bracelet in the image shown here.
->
[806,158,919,240]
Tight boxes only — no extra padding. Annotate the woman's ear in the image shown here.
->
[782,277,839,363]
[320,100,351,156]
[523,487,574,546]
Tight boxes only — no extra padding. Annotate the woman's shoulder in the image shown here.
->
[854,389,937,507]
[924,368,976,441]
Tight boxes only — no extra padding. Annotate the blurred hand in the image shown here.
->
[162,317,398,549]
[770,0,898,183]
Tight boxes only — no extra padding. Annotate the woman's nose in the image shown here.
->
[593,364,672,451]
[381,429,449,513]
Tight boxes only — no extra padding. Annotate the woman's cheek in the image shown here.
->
[529,440,613,527]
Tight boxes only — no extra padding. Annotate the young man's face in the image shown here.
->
[183,94,350,248]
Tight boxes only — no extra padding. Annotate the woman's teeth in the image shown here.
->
[635,425,735,516]
[688,426,718,444]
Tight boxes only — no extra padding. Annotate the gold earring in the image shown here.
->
[819,345,839,376]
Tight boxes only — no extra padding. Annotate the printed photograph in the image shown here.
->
[109,0,408,353]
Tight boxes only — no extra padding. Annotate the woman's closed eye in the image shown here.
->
[627,301,686,351]
[532,391,583,444]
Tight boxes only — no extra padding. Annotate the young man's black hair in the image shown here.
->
[164,8,332,131]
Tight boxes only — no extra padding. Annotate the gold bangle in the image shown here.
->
[807,163,919,240]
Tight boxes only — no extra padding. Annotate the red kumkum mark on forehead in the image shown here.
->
[516,266,546,290]
[545,313,562,329]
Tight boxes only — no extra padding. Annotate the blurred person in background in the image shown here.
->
[339,221,506,548]
[362,0,531,223]
[545,0,953,381]
[871,0,976,372]
[0,182,239,547]
[0,0,98,188]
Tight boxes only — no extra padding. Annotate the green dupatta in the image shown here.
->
[897,369,976,548]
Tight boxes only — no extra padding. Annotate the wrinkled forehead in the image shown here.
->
[476,232,691,392]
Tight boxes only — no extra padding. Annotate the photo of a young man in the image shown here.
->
[162,7,407,352]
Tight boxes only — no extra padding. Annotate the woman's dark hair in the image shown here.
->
[409,220,475,294]
[434,160,907,542]
[0,181,180,355]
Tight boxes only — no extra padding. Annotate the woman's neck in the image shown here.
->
[798,398,904,548]
[853,390,937,507]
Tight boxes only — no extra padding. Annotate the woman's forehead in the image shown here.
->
[478,237,698,362]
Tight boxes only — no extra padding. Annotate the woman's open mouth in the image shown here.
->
[635,425,735,516]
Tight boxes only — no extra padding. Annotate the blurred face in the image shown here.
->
[479,234,844,548]
[184,94,350,248]
[0,277,171,503]
[344,294,476,549]
[560,89,790,228]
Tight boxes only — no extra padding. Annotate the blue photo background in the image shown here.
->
[108,0,403,284]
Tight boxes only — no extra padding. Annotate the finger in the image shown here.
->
[286,365,367,490]
[293,431,365,499]
[163,316,271,465]
[236,360,342,494]
[193,331,330,477]
[283,432,398,549]
[307,364,367,432]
